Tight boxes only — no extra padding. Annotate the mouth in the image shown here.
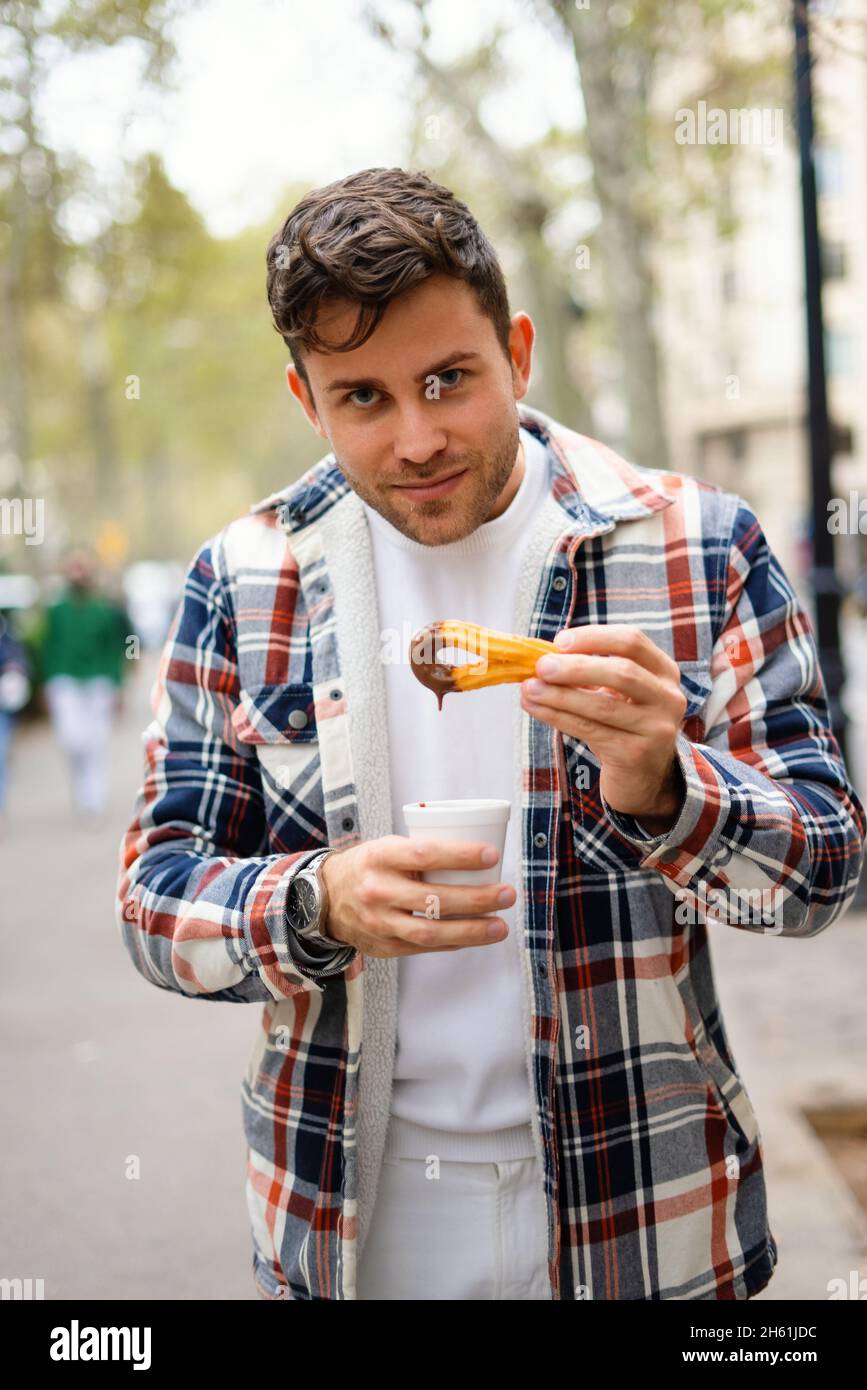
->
[393,468,468,502]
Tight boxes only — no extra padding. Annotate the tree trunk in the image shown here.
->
[0,11,37,497]
[550,0,670,471]
[369,10,594,433]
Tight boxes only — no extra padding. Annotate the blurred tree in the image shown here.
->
[4,0,825,573]
[364,1,596,433]
[0,0,199,496]
[545,0,671,471]
[366,0,794,471]
[542,0,796,472]
[28,156,324,558]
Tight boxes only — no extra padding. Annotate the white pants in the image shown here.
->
[44,676,116,814]
[356,1153,552,1300]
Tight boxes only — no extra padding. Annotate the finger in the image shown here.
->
[387,873,515,920]
[391,912,509,951]
[523,698,652,746]
[530,653,675,708]
[523,681,646,731]
[527,650,683,717]
[366,939,489,957]
[379,835,501,875]
[551,625,678,682]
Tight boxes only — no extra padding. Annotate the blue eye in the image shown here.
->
[345,369,465,408]
[438,368,463,388]
[347,386,382,407]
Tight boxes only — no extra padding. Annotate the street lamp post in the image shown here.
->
[792,0,849,767]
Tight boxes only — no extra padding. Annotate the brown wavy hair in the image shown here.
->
[265,167,512,388]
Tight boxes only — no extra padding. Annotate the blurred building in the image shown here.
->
[653,1,867,596]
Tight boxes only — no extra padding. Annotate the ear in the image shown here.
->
[286,363,328,440]
[507,312,534,401]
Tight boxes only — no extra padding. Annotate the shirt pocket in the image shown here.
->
[701,1049,762,1151]
[231,683,326,846]
[232,682,318,743]
[674,961,761,1152]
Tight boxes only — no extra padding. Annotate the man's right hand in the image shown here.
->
[318,835,515,958]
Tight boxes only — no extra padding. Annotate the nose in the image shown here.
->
[391,399,448,466]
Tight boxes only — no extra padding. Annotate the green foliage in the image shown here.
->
[1,1,320,562]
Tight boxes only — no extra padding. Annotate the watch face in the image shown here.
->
[294,875,318,928]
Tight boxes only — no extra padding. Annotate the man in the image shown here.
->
[42,548,130,819]
[117,167,865,1301]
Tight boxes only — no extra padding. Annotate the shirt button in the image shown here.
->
[330,688,342,701]
[287,710,308,729]
[342,816,354,831]
[552,576,567,592]
[534,832,548,849]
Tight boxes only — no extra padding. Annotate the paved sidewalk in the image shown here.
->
[0,653,261,1300]
[709,909,867,1301]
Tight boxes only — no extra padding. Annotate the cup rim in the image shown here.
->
[402,798,511,830]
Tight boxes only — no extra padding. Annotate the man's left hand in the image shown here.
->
[520,624,688,831]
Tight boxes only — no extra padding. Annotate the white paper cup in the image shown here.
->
[402,799,511,890]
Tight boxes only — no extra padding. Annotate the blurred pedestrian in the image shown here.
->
[40,548,130,818]
[852,566,867,619]
[0,610,31,831]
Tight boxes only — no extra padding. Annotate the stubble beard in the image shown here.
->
[337,414,521,546]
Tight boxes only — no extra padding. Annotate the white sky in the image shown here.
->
[38,0,583,238]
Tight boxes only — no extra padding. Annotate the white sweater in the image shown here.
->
[361,426,551,1160]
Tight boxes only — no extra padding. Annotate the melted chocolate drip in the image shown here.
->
[408,623,458,710]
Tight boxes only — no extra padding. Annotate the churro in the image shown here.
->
[409,619,560,709]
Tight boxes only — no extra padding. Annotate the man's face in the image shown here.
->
[286,274,534,545]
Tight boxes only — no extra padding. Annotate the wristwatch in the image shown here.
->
[286,849,338,952]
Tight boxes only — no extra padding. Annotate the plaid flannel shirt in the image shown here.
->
[117,404,865,1300]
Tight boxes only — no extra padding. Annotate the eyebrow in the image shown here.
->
[324,351,481,394]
